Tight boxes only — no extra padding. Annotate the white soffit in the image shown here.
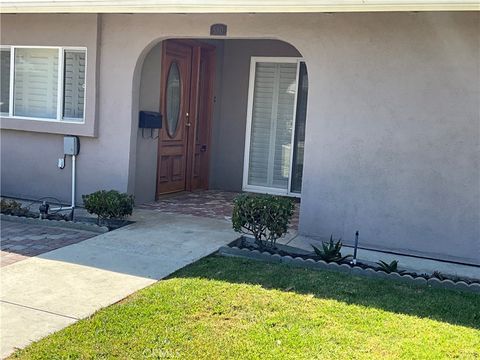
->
[1,0,479,13]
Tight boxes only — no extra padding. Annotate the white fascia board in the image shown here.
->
[1,0,479,13]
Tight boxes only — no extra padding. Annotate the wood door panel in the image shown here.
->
[171,155,184,181]
[193,152,201,177]
[159,143,184,156]
[157,156,185,193]
[158,157,169,183]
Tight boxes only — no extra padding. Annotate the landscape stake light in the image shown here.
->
[352,231,359,265]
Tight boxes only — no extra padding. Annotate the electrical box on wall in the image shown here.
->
[139,111,162,129]
[64,136,80,156]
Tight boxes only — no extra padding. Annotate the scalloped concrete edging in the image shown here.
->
[218,246,480,294]
[0,213,109,234]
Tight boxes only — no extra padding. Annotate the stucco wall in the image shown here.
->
[134,43,162,204]
[0,14,100,137]
[0,14,127,203]
[299,12,480,265]
[1,12,478,264]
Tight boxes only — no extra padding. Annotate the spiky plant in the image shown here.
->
[376,260,405,274]
[311,235,352,263]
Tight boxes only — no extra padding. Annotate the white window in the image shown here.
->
[0,48,11,115]
[243,57,308,197]
[0,46,86,122]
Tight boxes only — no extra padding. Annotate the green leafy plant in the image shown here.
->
[82,190,134,225]
[0,198,28,216]
[232,193,294,248]
[432,271,445,280]
[376,260,405,274]
[311,235,352,263]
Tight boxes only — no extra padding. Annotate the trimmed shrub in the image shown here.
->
[232,193,294,248]
[82,190,134,224]
[0,198,28,216]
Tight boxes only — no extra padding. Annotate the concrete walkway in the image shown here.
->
[0,210,237,358]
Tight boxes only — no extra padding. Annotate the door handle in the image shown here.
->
[200,145,207,152]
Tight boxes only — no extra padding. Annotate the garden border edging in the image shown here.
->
[0,213,109,233]
[218,245,480,294]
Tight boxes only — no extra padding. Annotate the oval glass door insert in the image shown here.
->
[166,62,181,137]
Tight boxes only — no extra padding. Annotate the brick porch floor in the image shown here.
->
[0,220,98,267]
[138,190,300,230]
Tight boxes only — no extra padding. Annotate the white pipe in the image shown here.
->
[50,154,76,212]
[71,154,76,209]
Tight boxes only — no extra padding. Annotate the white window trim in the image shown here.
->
[0,45,13,117]
[242,56,303,198]
[1,45,87,124]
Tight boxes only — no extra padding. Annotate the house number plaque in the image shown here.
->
[210,23,227,36]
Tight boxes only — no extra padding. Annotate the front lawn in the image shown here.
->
[11,256,480,359]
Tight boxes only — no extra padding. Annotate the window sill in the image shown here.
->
[1,115,96,137]
[1,115,85,124]
[243,185,301,198]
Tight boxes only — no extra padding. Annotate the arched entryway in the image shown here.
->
[134,38,308,203]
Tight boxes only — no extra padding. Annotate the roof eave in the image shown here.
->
[1,3,479,13]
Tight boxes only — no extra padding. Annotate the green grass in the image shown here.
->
[11,255,480,359]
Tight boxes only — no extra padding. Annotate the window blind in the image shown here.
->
[14,48,58,119]
[63,50,85,120]
[248,62,297,190]
[0,49,10,114]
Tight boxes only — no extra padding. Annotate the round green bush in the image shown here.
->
[82,190,134,224]
[232,193,294,248]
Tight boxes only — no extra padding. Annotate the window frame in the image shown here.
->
[1,45,87,123]
[242,56,304,198]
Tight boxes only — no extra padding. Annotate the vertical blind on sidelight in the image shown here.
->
[0,49,10,114]
[63,50,86,119]
[247,62,297,190]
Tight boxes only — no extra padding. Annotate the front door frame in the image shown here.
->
[156,39,216,199]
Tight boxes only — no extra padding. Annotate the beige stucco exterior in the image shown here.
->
[1,12,479,265]
[0,14,100,137]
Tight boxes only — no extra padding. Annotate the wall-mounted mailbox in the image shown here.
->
[139,111,162,129]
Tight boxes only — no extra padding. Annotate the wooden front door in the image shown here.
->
[157,41,192,195]
[156,40,215,197]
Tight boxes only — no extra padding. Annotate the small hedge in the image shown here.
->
[82,190,134,224]
[0,198,29,216]
[232,193,294,248]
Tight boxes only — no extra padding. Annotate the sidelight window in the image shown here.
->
[243,57,308,196]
